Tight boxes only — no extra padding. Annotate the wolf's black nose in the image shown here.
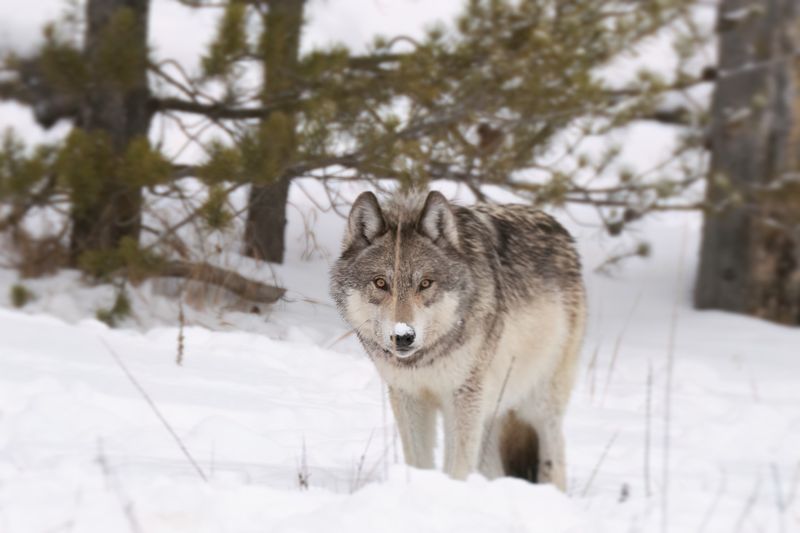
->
[392,332,415,350]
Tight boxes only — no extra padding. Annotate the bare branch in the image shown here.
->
[157,260,286,304]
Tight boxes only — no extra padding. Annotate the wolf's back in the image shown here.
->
[453,202,584,306]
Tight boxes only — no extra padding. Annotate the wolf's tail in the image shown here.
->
[499,411,540,483]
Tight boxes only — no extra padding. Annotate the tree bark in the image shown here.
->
[695,0,800,324]
[68,0,151,264]
[243,0,304,263]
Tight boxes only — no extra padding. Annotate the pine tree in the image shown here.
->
[242,0,304,263]
[2,0,709,275]
[182,0,708,263]
[1,0,167,267]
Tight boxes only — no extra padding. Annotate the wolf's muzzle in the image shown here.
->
[391,330,416,352]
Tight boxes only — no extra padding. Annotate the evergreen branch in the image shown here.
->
[0,173,59,232]
[604,69,716,100]
[640,107,694,126]
[176,0,228,7]
[0,76,78,128]
[0,78,31,104]
[347,53,406,69]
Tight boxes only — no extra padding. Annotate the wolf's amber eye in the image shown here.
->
[419,279,433,290]
[374,277,388,290]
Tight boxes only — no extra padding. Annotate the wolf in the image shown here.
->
[329,190,586,489]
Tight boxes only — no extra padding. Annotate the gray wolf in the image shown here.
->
[329,190,586,489]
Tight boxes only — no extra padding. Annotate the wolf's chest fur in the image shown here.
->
[370,294,572,409]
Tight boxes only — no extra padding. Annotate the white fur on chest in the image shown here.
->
[374,295,570,412]
[372,336,480,398]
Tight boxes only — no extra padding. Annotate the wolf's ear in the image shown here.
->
[345,191,386,248]
[417,191,460,251]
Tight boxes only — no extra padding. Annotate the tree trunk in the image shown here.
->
[695,0,800,325]
[69,0,151,264]
[243,0,304,263]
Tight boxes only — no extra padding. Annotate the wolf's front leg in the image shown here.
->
[388,387,436,469]
[442,389,485,480]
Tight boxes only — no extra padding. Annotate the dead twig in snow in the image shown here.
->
[99,338,208,483]
[157,261,285,305]
[297,437,310,490]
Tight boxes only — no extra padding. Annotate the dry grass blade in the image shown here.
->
[786,460,800,510]
[99,337,208,483]
[96,439,143,533]
[734,474,762,533]
[580,429,620,497]
[351,430,375,492]
[585,342,602,400]
[771,463,787,533]
[479,355,517,471]
[600,290,642,405]
[326,317,376,350]
[176,297,185,366]
[696,470,727,533]
[324,327,357,350]
[381,381,389,480]
[644,359,653,498]
[662,224,688,533]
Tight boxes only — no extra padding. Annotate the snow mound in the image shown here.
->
[393,322,414,337]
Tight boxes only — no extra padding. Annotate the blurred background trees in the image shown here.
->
[695,0,800,324]
[0,0,798,325]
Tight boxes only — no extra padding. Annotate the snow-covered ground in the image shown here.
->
[1,179,799,532]
[1,1,799,531]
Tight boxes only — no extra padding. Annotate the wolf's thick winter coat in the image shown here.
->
[330,190,586,489]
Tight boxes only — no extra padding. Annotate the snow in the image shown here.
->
[2,182,800,532]
[721,7,757,23]
[393,322,414,337]
[1,1,799,531]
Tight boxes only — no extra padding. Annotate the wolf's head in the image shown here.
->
[330,191,475,364]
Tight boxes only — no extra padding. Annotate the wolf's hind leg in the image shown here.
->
[388,387,437,469]
[513,394,567,490]
[531,317,583,491]
[530,413,567,490]
[525,409,567,492]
